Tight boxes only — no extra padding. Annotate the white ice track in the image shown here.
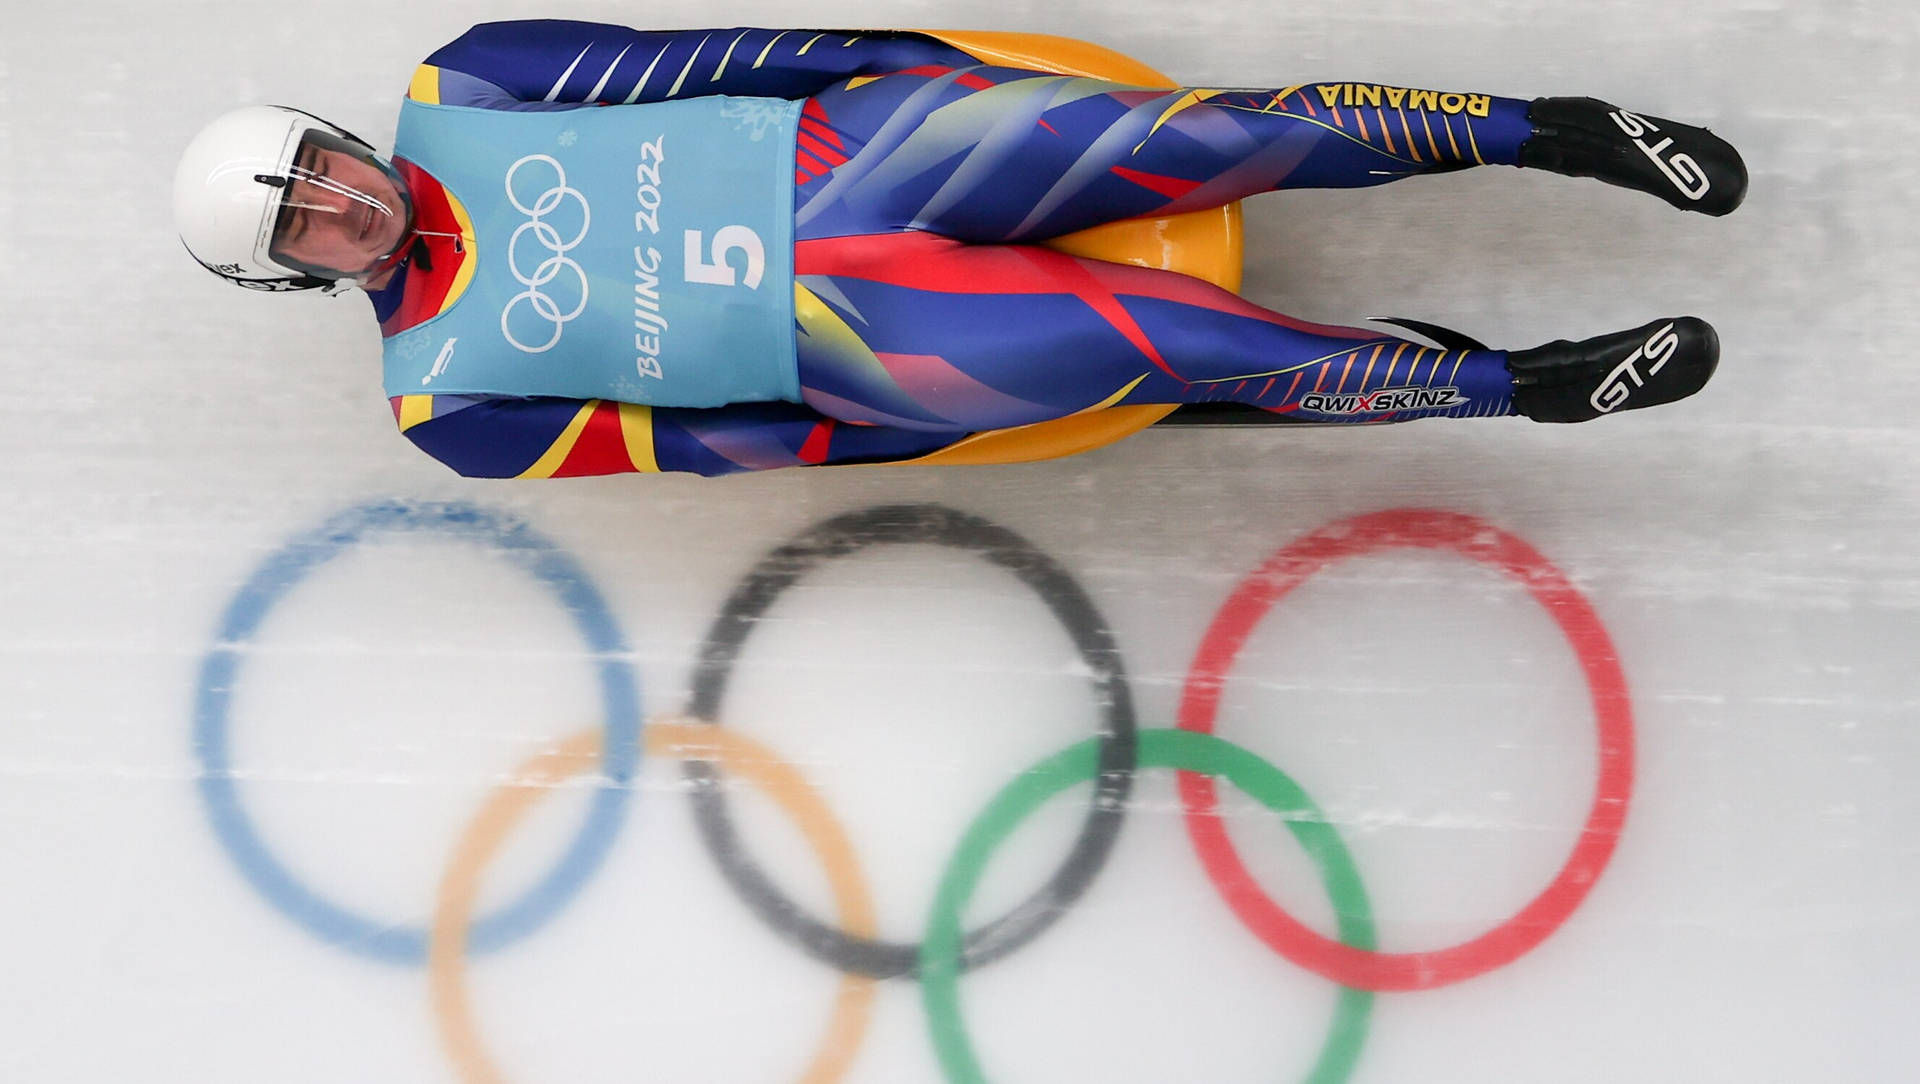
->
[3,2,1917,1082]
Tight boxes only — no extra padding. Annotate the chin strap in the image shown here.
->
[411,227,465,249]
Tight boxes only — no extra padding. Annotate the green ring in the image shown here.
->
[921,728,1377,1084]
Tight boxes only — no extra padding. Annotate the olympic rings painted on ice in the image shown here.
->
[1175,507,1635,992]
[922,727,1377,1084]
[682,503,1140,979]
[501,154,591,354]
[192,500,642,964]
[430,722,878,1084]
[195,499,1639,1078]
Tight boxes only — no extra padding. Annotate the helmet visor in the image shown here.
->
[266,129,411,281]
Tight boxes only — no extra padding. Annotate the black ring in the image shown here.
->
[683,503,1139,979]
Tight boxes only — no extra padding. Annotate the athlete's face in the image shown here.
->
[271,143,407,277]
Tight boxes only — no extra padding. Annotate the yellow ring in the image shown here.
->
[428,721,879,1084]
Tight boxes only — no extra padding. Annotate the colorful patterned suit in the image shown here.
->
[376,23,1537,477]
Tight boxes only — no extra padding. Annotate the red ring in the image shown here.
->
[1176,508,1634,992]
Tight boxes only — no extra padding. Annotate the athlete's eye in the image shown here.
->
[275,150,318,244]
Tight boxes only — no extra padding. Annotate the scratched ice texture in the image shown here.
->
[1,1,1915,1081]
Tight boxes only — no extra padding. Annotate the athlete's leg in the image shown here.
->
[794,68,1743,242]
[794,231,1525,431]
[796,67,1529,241]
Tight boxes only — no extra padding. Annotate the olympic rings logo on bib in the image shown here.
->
[501,155,591,355]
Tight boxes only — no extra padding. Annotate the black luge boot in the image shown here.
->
[1508,317,1719,422]
[1519,97,1747,216]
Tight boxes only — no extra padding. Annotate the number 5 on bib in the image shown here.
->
[685,226,766,288]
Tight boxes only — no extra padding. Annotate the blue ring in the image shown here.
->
[193,500,641,965]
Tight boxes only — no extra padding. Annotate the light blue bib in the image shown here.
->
[384,96,802,406]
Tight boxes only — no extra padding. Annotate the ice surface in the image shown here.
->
[2,2,1917,1081]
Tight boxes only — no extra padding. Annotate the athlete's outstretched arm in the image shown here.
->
[391,394,964,478]
[417,23,980,111]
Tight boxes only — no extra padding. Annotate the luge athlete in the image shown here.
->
[173,23,1747,477]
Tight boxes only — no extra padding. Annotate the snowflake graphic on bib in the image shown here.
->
[388,330,431,362]
[720,99,792,142]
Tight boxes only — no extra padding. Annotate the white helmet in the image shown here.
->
[173,106,410,292]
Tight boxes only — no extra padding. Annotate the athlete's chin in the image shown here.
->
[363,216,401,265]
